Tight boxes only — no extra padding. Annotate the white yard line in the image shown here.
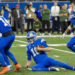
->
[51,47,75,54]
[15,39,75,55]
[48,44,66,46]
[15,39,66,46]
[15,40,28,44]
[15,35,74,38]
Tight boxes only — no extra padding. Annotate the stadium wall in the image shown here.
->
[0,2,70,14]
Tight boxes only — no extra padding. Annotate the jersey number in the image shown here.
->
[31,48,39,57]
[0,18,10,26]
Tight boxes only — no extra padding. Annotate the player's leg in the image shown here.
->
[15,20,19,34]
[5,34,21,71]
[0,49,10,66]
[67,36,75,52]
[48,57,75,70]
[32,64,59,71]
[0,35,17,68]
[0,53,7,67]
[0,37,11,67]
[5,50,18,65]
[0,52,9,74]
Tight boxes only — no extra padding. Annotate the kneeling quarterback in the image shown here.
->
[25,31,75,71]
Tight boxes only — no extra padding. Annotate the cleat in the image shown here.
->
[73,67,75,70]
[0,66,9,74]
[14,63,21,72]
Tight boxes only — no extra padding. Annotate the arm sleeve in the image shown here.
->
[34,39,49,47]
[51,7,53,14]
[41,39,49,47]
[26,47,31,60]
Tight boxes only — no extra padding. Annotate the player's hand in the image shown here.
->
[35,46,41,51]
[25,65,29,68]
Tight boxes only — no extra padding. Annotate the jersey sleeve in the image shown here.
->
[40,38,49,47]
[26,46,31,60]
[34,40,40,47]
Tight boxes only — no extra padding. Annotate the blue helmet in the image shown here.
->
[26,31,37,43]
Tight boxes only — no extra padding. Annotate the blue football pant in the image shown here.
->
[32,57,74,71]
[0,52,7,67]
[67,36,75,52]
[0,34,17,65]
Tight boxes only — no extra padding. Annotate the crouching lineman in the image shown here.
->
[25,31,75,71]
[62,11,75,52]
[0,16,21,74]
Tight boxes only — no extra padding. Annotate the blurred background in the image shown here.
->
[0,0,75,35]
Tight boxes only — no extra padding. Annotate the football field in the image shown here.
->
[1,35,75,75]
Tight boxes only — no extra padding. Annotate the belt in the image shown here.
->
[2,31,14,37]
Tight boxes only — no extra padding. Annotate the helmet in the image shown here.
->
[26,31,37,43]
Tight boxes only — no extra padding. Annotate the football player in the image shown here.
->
[0,16,21,74]
[25,31,75,71]
[62,11,75,52]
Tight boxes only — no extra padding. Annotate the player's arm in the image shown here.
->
[35,39,51,52]
[25,47,32,68]
[25,60,31,68]
[63,13,68,16]
[59,14,63,17]
[36,46,50,52]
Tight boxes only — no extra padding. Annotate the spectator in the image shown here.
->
[59,5,68,34]
[70,2,75,34]
[11,8,16,29]
[68,4,72,25]
[41,4,50,35]
[71,2,75,9]
[12,4,24,34]
[68,5,72,15]
[33,17,42,34]
[51,1,60,34]
[35,5,42,22]
[71,3,75,13]
[64,4,68,9]
[1,4,11,23]
[25,2,35,32]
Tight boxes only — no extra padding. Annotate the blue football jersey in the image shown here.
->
[26,38,49,64]
[0,16,12,34]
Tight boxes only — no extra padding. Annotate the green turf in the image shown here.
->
[1,36,75,75]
